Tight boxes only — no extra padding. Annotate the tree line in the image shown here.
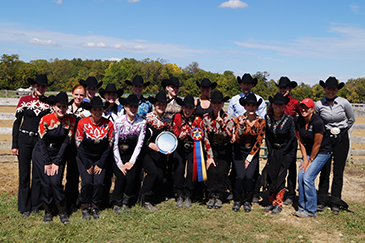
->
[1,54,364,103]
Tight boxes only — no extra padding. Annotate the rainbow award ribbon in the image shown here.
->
[190,127,207,182]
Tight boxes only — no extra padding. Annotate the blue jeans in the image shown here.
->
[298,153,331,217]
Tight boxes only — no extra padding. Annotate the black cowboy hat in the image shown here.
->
[239,93,263,106]
[176,94,195,107]
[27,74,54,87]
[99,83,124,99]
[161,77,184,88]
[148,91,168,104]
[319,76,344,90]
[79,76,103,88]
[125,75,150,87]
[48,91,69,105]
[269,92,289,105]
[119,94,140,106]
[237,73,257,85]
[276,76,297,88]
[82,96,104,110]
[196,78,217,89]
[210,90,229,103]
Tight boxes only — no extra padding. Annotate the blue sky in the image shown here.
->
[1,0,365,85]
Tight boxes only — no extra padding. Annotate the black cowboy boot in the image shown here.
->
[56,200,69,225]
[42,201,52,223]
[122,194,133,213]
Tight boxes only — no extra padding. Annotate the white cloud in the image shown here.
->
[113,44,128,50]
[350,4,360,13]
[103,57,121,61]
[27,38,59,46]
[234,24,365,60]
[128,0,140,2]
[133,45,147,50]
[54,0,63,4]
[219,0,248,9]
[97,42,106,47]
[81,42,96,47]
[13,32,25,36]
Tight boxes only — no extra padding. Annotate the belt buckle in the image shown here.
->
[245,143,251,148]
[119,144,129,151]
[273,143,281,149]
[184,143,192,149]
[330,127,340,135]
[29,131,34,137]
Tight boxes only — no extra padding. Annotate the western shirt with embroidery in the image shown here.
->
[137,96,152,119]
[227,92,267,118]
[103,103,124,123]
[145,111,172,145]
[234,114,266,160]
[67,100,88,122]
[38,113,76,165]
[113,115,146,167]
[12,94,51,149]
[267,95,300,119]
[165,98,181,119]
[172,112,203,144]
[265,113,296,155]
[202,111,235,159]
[75,117,114,169]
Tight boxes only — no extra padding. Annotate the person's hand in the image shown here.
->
[216,112,224,126]
[119,165,127,175]
[50,164,59,176]
[244,159,250,169]
[206,158,216,170]
[12,149,18,156]
[44,164,52,175]
[299,157,311,173]
[230,133,236,143]
[94,165,102,174]
[87,166,94,175]
[149,142,159,152]
[239,118,245,128]
[124,162,134,170]
[179,131,187,140]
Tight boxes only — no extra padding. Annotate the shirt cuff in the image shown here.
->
[246,154,254,163]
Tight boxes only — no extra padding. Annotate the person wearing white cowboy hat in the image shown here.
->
[315,76,355,215]
[227,73,266,118]
[111,94,146,213]
[12,73,53,218]
[202,90,235,209]
[268,76,301,206]
[231,93,266,213]
[75,96,115,220]
[79,76,103,102]
[125,75,152,119]
[161,77,183,119]
[195,78,217,118]
[138,91,172,211]
[32,91,76,224]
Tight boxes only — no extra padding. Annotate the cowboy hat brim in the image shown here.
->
[319,80,344,89]
[239,97,263,107]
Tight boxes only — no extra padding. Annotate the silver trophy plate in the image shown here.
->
[155,131,178,154]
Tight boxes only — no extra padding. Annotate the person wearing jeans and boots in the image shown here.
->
[292,98,332,218]
[315,77,355,215]
[32,92,76,224]
[75,97,114,220]
[232,94,266,213]
[112,94,146,213]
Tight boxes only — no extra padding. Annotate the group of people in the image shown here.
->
[12,72,354,224]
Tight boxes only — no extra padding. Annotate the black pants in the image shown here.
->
[140,149,167,202]
[76,155,106,210]
[17,132,42,212]
[206,144,231,200]
[232,144,259,202]
[33,145,66,205]
[101,152,114,208]
[111,153,138,207]
[285,139,298,200]
[64,144,79,209]
[318,131,349,205]
[172,144,195,198]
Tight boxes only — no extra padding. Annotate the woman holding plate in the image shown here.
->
[139,91,172,211]
[202,90,235,209]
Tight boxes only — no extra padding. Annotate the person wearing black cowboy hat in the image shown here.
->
[227,73,266,118]
[268,76,300,206]
[75,96,115,220]
[124,75,152,119]
[12,73,53,217]
[315,77,355,215]
[231,93,266,213]
[79,76,103,103]
[111,94,146,213]
[194,78,217,118]
[98,83,124,209]
[201,90,235,209]
[257,93,296,214]
[162,77,184,119]
[137,91,172,211]
[171,94,203,208]
[32,91,76,224]
[99,83,124,122]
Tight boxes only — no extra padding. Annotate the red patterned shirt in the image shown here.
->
[202,111,235,159]
[172,112,203,144]
[145,111,172,143]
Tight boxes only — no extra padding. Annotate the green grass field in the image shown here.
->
[0,193,364,243]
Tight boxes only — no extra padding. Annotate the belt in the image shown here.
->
[212,142,228,147]
[119,144,130,151]
[48,143,61,149]
[184,142,194,150]
[19,129,38,137]
[272,143,286,149]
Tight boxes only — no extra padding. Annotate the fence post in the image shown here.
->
[5,90,7,98]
